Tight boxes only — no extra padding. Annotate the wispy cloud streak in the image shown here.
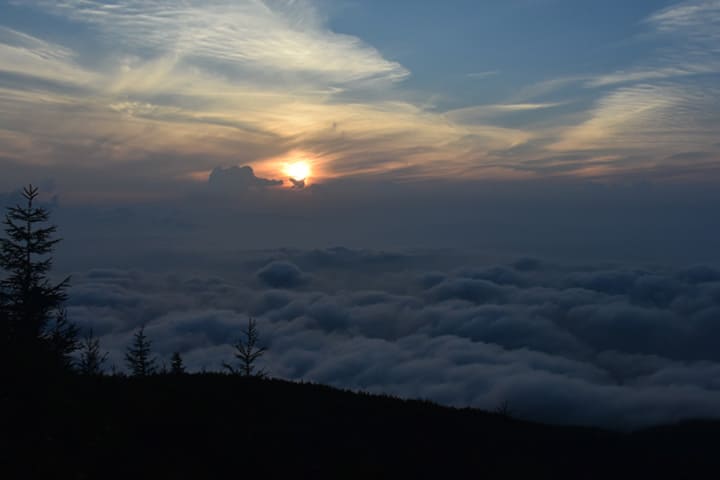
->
[24,0,409,85]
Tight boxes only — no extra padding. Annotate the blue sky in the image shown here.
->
[329,1,674,97]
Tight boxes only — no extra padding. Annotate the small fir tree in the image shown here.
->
[223,317,267,377]
[125,325,157,376]
[170,351,186,375]
[78,329,108,376]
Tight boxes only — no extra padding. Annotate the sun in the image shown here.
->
[284,161,311,181]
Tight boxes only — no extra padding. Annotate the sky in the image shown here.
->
[2,1,720,427]
[1,0,719,260]
[1,0,719,193]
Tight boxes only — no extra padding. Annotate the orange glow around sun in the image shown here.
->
[284,161,311,181]
[255,151,327,188]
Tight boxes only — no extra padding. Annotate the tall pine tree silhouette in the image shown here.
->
[0,185,74,373]
[125,325,157,376]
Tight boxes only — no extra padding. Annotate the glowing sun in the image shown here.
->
[284,161,311,181]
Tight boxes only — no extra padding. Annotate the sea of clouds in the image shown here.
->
[64,247,720,428]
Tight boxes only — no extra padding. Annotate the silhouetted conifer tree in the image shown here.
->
[223,317,267,377]
[170,351,186,375]
[0,185,74,372]
[78,329,108,375]
[125,325,157,376]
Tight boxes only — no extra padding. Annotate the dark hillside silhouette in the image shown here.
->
[4,374,720,479]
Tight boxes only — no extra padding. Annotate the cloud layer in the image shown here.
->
[65,248,720,428]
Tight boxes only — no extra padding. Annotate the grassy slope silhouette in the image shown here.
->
[4,373,720,479]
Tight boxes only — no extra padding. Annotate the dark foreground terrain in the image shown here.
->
[2,374,719,479]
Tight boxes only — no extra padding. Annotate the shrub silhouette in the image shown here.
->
[223,317,267,377]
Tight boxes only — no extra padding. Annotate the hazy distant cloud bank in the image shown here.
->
[65,248,720,428]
